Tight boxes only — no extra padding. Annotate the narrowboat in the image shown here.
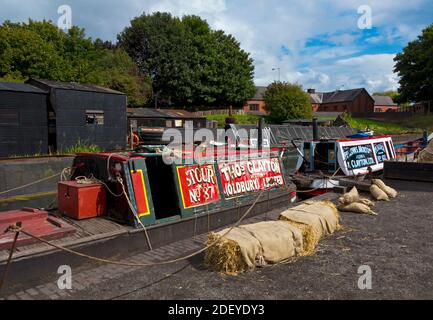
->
[0,143,297,262]
[292,134,397,196]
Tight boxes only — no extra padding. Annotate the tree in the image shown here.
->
[182,15,255,108]
[394,23,433,103]
[118,13,255,109]
[0,19,151,106]
[118,12,194,107]
[87,49,152,107]
[264,82,312,123]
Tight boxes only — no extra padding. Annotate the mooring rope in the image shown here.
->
[0,172,63,196]
[3,188,266,270]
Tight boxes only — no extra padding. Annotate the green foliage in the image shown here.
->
[342,114,420,135]
[0,20,151,106]
[118,13,255,108]
[61,139,102,155]
[206,114,261,128]
[264,82,312,123]
[394,23,433,103]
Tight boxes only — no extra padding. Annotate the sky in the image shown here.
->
[1,0,432,93]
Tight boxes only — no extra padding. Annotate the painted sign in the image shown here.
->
[374,142,388,163]
[342,144,376,170]
[218,157,285,199]
[130,170,151,217]
[176,164,221,209]
[337,136,395,176]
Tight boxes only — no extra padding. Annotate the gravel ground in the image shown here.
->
[63,179,433,300]
[4,179,433,300]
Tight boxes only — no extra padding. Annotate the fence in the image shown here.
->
[193,109,245,116]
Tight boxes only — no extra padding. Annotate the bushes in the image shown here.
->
[264,82,312,123]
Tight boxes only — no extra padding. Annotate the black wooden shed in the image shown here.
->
[0,82,48,157]
[28,79,127,152]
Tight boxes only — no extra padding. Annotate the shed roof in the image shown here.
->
[28,78,125,95]
[372,95,398,106]
[127,108,205,119]
[0,81,46,94]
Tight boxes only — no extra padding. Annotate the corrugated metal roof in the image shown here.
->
[127,108,205,119]
[372,95,397,106]
[231,124,357,145]
[28,78,125,95]
[0,82,47,94]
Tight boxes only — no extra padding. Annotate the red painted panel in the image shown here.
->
[176,164,220,209]
[0,209,76,250]
[218,157,285,199]
[130,170,150,217]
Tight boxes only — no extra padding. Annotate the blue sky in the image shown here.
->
[1,0,432,93]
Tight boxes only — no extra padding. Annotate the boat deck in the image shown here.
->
[0,215,131,263]
[0,188,294,265]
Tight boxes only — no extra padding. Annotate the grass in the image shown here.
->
[343,114,422,135]
[206,114,261,128]
[403,115,433,131]
[62,139,102,154]
[6,139,102,159]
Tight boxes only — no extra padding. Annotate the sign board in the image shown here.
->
[374,142,388,163]
[218,157,285,199]
[176,164,221,209]
[342,144,375,170]
[337,136,395,176]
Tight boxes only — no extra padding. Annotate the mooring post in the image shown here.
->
[0,221,22,293]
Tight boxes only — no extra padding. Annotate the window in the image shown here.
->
[166,120,173,128]
[249,104,259,111]
[85,110,104,125]
[0,109,19,125]
[174,120,183,128]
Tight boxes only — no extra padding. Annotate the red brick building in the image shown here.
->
[372,95,399,112]
[308,88,375,113]
[243,86,268,115]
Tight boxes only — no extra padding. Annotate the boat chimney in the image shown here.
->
[258,117,264,149]
[312,117,319,141]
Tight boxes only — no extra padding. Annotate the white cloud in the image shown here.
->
[0,0,432,93]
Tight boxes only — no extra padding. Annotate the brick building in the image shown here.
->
[308,88,375,113]
[243,86,268,115]
[372,95,399,112]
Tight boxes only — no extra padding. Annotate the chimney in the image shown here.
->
[312,117,319,141]
[307,88,316,94]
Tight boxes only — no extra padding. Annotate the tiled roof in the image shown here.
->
[372,95,398,106]
[309,88,371,104]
